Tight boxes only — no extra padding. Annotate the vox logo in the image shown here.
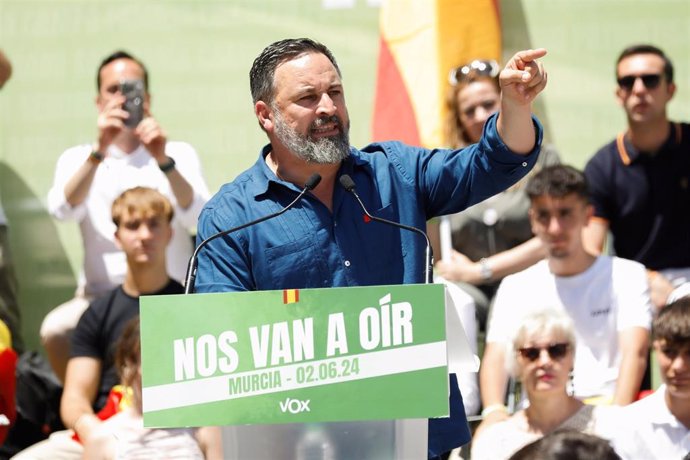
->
[279,397,311,414]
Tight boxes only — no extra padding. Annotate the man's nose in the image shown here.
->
[316,93,336,116]
[632,76,647,94]
[547,216,563,233]
[672,355,689,372]
[138,224,154,239]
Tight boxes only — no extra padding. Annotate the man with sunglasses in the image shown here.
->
[478,165,652,432]
[584,44,690,309]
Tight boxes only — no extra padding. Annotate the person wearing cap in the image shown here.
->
[43,50,210,382]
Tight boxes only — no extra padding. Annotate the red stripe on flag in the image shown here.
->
[371,37,420,145]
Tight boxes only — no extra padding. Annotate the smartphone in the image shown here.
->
[119,79,145,129]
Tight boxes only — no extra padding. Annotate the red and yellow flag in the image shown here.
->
[283,289,300,304]
[372,0,502,148]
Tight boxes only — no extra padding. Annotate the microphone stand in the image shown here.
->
[339,174,434,284]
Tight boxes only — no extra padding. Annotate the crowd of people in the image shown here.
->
[0,36,687,460]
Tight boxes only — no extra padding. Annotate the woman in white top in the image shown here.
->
[471,309,606,460]
[82,317,222,459]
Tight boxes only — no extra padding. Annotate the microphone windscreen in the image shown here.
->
[305,173,322,190]
[339,174,356,192]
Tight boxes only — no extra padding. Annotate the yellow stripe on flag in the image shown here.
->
[375,0,501,148]
[283,289,299,304]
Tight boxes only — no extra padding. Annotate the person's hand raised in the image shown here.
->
[500,48,548,106]
[96,95,128,152]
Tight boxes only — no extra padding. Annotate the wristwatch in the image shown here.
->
[159,157,176,174]
[479,258,493,282]
[88,150,104,164]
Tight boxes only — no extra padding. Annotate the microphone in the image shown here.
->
[338,174,434,284]
[184,173,322,294]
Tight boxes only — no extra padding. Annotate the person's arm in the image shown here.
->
[647,270,675,310]
[82,427,116,460]
[60,357,102,441]
[196,426,223,460]
[476,342,510,432]
[496,48,548,154]
[64,95,128,207]
[0,50,12,89]
[435,237,545,285]
[136,117,194,209]
[612,327,649,406]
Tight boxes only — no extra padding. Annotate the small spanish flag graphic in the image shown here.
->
[283,289,300,304]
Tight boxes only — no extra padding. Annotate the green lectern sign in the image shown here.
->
[139,284,448,427]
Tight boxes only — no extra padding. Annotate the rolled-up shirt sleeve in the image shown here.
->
[47,145,91,222]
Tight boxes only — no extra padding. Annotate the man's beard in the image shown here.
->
[273,110,351,164]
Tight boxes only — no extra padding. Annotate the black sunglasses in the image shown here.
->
[518,343,569,362]
[617,73,662,91]
[449,59,500,86]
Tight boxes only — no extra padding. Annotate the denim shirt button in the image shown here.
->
[344,260,351,267]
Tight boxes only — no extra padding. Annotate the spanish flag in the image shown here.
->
[283,289,300,304]
[372,0,502,148]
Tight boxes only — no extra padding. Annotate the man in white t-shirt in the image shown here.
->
[605,296,690,459]
[43,50,210,382]
[477,164,651,432]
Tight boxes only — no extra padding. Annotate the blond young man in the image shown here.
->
[14,187,183,459]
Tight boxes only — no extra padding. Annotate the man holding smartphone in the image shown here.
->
[44,50,210,382]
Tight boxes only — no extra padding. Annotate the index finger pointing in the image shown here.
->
[515,48,548,64]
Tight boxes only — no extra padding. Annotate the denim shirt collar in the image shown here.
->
[251,143,369,199]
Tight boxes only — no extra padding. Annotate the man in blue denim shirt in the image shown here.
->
[195,38,547,458]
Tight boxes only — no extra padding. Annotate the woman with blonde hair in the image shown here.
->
[435,59,559,329]
[471,309,608,460]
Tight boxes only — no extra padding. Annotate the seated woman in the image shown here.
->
[82,317,222,459]
[434,59,559,329]
[471,309,608,460]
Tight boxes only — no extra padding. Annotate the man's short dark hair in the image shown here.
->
[616,44,674,84]
[96,50,149,92]
[249,38,341,105]
[508,429,621,460]
[653,296,690,344]
[526,164,589,202]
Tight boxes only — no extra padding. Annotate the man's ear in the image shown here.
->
[585,203,594,222]
[615,87,625,108]
[667,81,677,102]
[114,229,123,250]
[165,225,173,245]
[255,101,273,132]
